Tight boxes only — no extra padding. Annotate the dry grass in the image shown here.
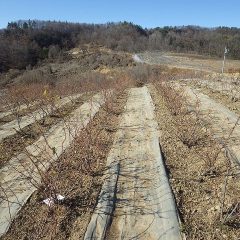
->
[1,46,240,239]
[0,46,137,239]
[1,90,128,240]
[0,93,92,168]
[188,79,240,116]
[0,54,133,238]
[149,82,240,239]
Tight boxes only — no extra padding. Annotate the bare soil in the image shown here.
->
[137,52,240,73]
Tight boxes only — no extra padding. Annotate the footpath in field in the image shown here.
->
[0,93,105,237]
[84,86,181,240]
[180,83,240,164]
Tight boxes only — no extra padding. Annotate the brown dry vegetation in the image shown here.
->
[0,44,135,88]
[188,79,240,116]
[138,52,240,73]
[0,48,136,239]
[0,47,133,237]
[0,92,92,168]
[1,89,128,240]
[1,47,240,240]
[149,81,240,239]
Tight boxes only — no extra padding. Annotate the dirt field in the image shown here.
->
[136,51,240,73]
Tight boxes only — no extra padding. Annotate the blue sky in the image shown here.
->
[0,0,239,29]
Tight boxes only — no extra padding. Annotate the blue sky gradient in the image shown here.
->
[0,0,239,29]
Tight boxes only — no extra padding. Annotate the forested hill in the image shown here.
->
[1,20,240,72]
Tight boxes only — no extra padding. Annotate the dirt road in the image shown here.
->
[134,52,240,73]
[84,86,181,240]
[190,79,240,101]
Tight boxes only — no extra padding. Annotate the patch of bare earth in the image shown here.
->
[137,52,240,73]
[149,84,240,240]
[1,91,127,240]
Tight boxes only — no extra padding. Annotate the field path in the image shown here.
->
[84,86,181,240]
[0,93,105,237]
[180,83,240,164]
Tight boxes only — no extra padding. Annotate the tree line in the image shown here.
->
[1,20,240,72]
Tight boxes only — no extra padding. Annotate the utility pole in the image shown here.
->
[221,46,228,74]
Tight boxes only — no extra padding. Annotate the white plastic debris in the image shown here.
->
[56,194,65,201]
[43,198,54,206]
[43,194,65,206]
